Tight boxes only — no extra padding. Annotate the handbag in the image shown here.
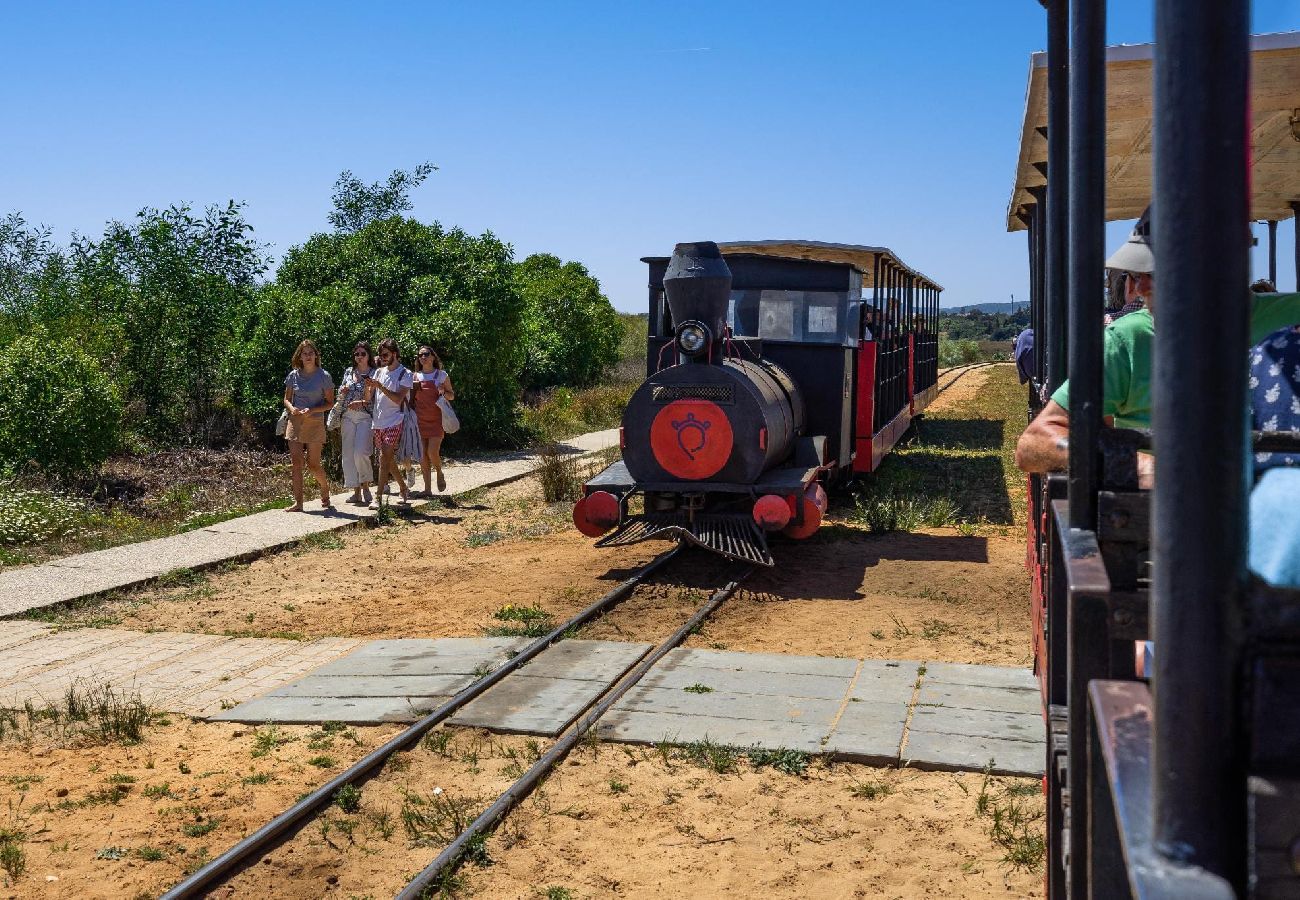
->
[437,395,460,434]
[326,367,351,431]
[275,410,289,436]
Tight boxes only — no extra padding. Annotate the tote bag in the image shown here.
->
[437,395,460,434]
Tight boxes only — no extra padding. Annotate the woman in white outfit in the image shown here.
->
[338,341,376,505]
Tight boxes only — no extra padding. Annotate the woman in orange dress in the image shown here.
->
[410,345,456,495]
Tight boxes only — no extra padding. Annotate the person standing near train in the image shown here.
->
[410,345,456,496]
[282,339,335,512]
[365,338,413,507]
[338,341,376,506]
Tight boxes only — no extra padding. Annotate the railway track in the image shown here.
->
[161,545,749,899]
[163,362,1000,898]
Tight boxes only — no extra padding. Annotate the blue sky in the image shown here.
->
[2,1,1296,312]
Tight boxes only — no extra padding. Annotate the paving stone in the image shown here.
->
[902,730,1046,777]
[269,674,472,698]
[922,661,1037,691]
[637,664,852,701]
[597,709,827,753]
[665,647,859,678]
[210,694,437,724]
[0,629,141,683]
[823,699,909,766]
[916,680,1041,715]
[450,675,612,735]
[311,638,528,677]
[0,622,54,651]
[613,685,843,725]
[514,640,650,681]
[908,706,1045,744]
[846,661,922,705]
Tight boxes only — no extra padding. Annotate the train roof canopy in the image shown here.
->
[644,240,943,291]
[1007,31,1300,231]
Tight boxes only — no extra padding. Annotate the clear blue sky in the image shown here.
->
[2,1,1296,312]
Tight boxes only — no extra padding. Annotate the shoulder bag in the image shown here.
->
[435,371,461,434]
[327,366,351,431]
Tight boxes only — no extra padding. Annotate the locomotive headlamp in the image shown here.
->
[676,321,710,356]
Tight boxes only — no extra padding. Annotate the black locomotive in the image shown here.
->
[574,239,942,565]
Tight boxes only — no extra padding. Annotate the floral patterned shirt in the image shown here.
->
[1250,324,1300,473]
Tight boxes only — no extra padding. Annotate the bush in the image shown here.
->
[938,338,983,367]
[0,482,86,546]
[516,253,621,390]
[0,328,123,475]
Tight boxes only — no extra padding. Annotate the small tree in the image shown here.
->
[515,253,621,390]
[327,163,437,234]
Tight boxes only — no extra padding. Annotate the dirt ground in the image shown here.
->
[2,365,1042,898]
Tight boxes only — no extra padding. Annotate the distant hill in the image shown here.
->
[941,302,1029,315]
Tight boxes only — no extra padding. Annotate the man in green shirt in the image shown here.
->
[1014,208,1300,476]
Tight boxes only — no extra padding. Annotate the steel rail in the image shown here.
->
[935,360,1005,395]
[160,544,684,900]
[396,565,752,900]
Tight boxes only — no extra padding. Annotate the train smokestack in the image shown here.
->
[664,242,731,357]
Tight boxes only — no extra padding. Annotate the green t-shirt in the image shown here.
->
[1050,292,1300,429]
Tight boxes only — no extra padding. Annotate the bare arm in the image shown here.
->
[283,385,299,415]
[1015,400,1071,474]
[441,375,455,402]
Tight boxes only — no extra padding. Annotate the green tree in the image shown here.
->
[327,163,437,234]
[0,326,123,475]
[515,253,621,390]
[71,203,267,446]
[262,217,526,444]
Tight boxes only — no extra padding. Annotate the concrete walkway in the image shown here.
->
[0,429,617,618]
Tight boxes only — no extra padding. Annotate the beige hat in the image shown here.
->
[1106,206,1154,274]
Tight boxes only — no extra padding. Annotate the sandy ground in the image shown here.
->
[216,727,1041,900]
[1,365,1042,898]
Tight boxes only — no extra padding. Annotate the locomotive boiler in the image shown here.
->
[574,238,942,566]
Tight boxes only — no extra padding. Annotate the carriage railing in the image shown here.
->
[873,334,910,433]
[913,332,938,395]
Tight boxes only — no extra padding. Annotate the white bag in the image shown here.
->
[437,396,460,434]
[275,410,289,437]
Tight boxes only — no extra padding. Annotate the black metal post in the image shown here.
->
[1293,202,1300,291]
[1152,0,1249,886]
[1267,219,1278,286]
[1046,0,1070,393]
[1066,0,1103,532]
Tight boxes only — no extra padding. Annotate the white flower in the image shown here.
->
[432,787,443,796]
[1270,363,1283,377]
[1249,375,1259,389]
[1265,384,1282,404]
[1264,415,1279,431]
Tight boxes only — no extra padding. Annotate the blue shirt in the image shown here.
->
[1250,324,1300,473]
[1014,328,1035,385]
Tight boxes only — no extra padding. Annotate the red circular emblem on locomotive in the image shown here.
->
[649,400,733,480]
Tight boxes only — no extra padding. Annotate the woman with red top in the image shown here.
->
[410,345,456,495]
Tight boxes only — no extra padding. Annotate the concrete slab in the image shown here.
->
[0,629,141,683]
[922,661,1037,691]
[613,685,842,725]
[846,661,922,705]
[449,640,650,735]
[450,674,611,735]
[823,698,909,766]
[173,638,360,717]
[269,674,472,698]
[310,637,528,677]
[512,640,650,681]
[0,622,55,651]
[664,647,859,678]
[210,694,438,724]
[597,709,827,753]
[902,730,1045,777]
[915,680,1041,715]
[908,706,1044,744]
[637,664,853,701]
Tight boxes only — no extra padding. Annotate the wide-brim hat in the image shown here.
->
[1106,205,1154,274]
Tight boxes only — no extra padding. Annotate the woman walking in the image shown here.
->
[282,339,335,512]
[365,337,413,507]
[338,341,376,505]
[410,345,456,495]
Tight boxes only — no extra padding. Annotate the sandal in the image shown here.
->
[285,503,304,513]
[436,472,447,493]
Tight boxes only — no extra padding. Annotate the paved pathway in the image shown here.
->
[0,429,618,618]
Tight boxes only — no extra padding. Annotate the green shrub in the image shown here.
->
[516,253,621,390]
[938,338,983,367]
[0,328,123,475]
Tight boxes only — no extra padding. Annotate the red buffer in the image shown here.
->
[782,483,827,540]
[573,491,621,537]
[752,494,792,531]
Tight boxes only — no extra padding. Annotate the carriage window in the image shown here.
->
[805,292,839,334]
[759,290,800,340]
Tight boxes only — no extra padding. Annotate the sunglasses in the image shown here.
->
[353,351,367,358]
[418,351,431,358]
